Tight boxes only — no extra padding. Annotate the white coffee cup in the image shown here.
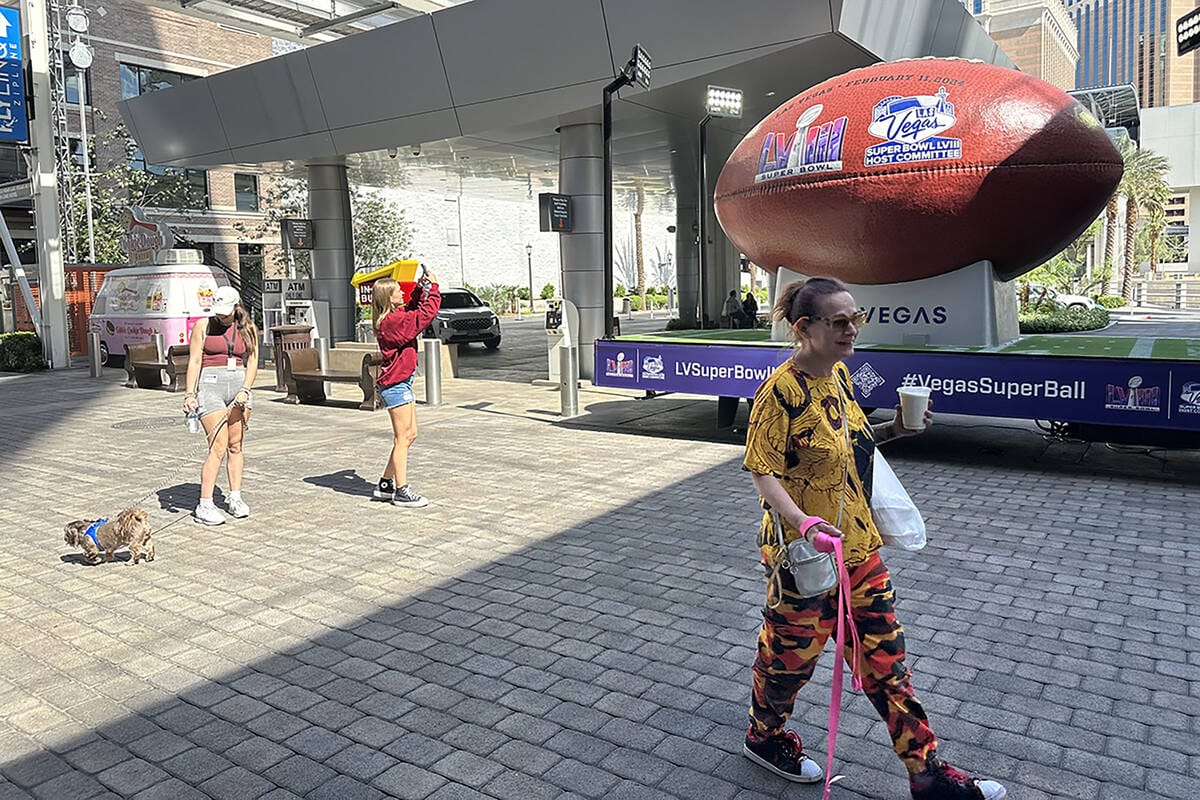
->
[897,386,932,430]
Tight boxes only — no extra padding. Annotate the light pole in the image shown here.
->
[698,85,742,328]
[602,44,652,338]
[525,243,534,315]
[66,5,96,263]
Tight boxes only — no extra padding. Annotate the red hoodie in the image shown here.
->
[376,281,442,386]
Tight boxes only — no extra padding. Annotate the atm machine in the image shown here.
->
[278,279,330,343]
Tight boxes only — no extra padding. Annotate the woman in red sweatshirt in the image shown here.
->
[370,268,442,507]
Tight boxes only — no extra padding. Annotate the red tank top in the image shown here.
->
[201,319,248,368]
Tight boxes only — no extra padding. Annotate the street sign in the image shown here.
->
[281,218,314,249]
[538,193,572,232]
[0,179,31,204]
[0,8,29,144]
[1179,7,1200,57]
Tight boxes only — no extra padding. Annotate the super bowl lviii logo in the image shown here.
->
[864,87,962,166]
[605,351,634,379]
[1104,375,1161,413]
[755,104,847,183]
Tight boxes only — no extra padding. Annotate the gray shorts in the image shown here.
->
[197,367,252,417]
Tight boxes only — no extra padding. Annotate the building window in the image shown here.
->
[234,173,260,212]
[119,62,208,209]
[129,145,209,209]
[119,63,199,100]
[68,137,88,168]
[238,243,264,283]
[0,143,26,182]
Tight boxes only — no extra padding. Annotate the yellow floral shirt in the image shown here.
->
[743,360,881,566]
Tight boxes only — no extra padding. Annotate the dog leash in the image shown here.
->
[812,531,864,800]
[102,399,240,522]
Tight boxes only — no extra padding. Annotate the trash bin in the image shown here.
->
[269,324,314,391]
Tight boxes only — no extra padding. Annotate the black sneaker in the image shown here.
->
[392,484,429,508]
[742,727,823,783]
[372,478,395,501]
[910,757,1006,800]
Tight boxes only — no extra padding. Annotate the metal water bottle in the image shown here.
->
[186,411,201,434]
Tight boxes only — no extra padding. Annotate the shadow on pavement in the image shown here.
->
[302,469,377,498]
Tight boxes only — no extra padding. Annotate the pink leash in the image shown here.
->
[813,533,864,800]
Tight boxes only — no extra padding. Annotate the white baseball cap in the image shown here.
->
[212,286,240,315]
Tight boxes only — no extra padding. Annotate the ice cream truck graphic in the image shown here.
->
[88,263,228,365]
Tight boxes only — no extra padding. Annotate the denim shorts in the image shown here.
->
[197,367,252,417]
[378,377,415,409]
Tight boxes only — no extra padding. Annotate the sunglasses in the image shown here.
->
[807,310,868,332]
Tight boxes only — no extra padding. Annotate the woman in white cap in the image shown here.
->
[182,285,259,525]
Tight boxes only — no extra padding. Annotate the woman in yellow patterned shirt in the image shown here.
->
[741,277,1006,800]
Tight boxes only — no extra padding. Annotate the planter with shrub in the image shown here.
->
[1018,307,1110,334]
[1096,296,1125,309]
[0,332,47,372]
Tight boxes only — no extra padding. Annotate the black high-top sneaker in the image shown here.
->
[392,484,429,508]
[372,478,395,501]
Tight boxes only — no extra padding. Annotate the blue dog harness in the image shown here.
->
[84,519,107,548]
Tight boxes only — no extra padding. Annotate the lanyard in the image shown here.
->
[223,322,237,358]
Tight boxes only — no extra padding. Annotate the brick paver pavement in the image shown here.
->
[1,365,1198,800]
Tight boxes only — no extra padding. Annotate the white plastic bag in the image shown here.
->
[871,451,926,551]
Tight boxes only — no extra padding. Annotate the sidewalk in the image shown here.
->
[1,366,1198,800]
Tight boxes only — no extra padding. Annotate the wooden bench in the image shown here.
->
[124,343,189,392]
[282,347,382,410]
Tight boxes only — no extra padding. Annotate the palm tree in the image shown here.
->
[1101,192,1119,288]
[1117,145,1170,301]
[633,181,646,303]
[1141,189,1170,279]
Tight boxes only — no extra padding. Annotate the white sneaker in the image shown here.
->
[226,496,250,518]
[193,503,226,526]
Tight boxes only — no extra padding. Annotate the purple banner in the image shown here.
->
[593,340,1200,431]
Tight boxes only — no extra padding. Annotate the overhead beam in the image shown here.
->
[300,1,412,37]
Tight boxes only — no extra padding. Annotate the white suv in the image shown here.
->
[426,288,502,349]
[1024,283,1099,311]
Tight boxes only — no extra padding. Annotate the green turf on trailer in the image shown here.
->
[616,329,1197,360]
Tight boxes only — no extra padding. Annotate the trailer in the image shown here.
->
[593,330,1200,447]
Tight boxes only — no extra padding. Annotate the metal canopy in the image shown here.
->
[120,0,1011,197]
[139,0,465,44]
[1068,84,1141,144]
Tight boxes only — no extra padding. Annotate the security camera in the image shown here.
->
[387,147,398,159]
[411,144,422,156]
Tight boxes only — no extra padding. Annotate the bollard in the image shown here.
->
[559,346,579,418]
[88,332,102,377]
[316,337,331,396]
[423,338,443,406]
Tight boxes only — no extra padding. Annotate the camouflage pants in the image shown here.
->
[749,551,938,772]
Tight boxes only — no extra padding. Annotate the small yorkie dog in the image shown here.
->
[64,508,155,565]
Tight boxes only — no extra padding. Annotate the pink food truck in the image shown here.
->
[88,263,229,365]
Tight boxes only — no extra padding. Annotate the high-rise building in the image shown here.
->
[961,1,1079,89]
[1064,0,1200,107]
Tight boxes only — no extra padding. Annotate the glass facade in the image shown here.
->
[1067,0,1171,106]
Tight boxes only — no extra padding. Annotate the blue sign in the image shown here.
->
[592,340,1200,432]
[0,8,28,144]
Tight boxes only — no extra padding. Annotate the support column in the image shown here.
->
[674,201,699,327]
[308,157,356,342]
[22,0,69,368]
[558,121,603,379]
